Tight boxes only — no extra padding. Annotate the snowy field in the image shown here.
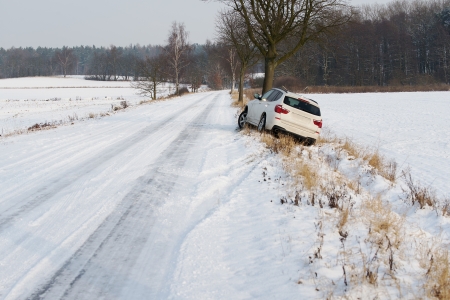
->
[0,79,449,299]
[0,77,183,135]
[0,76,132,88]
[311,92,450,198]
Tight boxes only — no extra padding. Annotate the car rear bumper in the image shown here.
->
[271,125,317,144]
[270,118,320,140]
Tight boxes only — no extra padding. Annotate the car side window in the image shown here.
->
[261,90,274,101]
[267,91,282,102]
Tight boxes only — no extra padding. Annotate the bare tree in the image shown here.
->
[108,45,123,81]
[132,55,165,100]
[54,46,76,77]
[165,22,192,96]
[225,47,238,93]
[210,0,351,93]
[185,50,205,93]
[216,10,259,102]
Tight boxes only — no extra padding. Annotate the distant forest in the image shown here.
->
[0,0,449,87]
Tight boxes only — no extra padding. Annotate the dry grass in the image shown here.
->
[231,89,259,109]
[347,179,361,195]
[338,205,350,232]
[230,91,247,109]
[27,122,57,131]
[297,84,450,94]
[244,88,261,100]
[402,170,437,209]
[259,132,320,192]
[88,112,96,118]
[341,138,364,160]
[425,248,450,299]
[360,195,405,285]
[328,137,398,183]
[366,150,384,171]
[363,196,404,250]
[289,159,319,192]
[364,196,401,235]
[315,128,338,146]
[260,132,298,156]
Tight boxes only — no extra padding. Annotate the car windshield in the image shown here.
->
[283,96,321,116]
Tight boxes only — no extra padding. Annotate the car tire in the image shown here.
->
[257,114,266,132]
[238,111,247,129]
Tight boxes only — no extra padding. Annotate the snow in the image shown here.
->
[0,79,449,299]
[0,76,133,88]
[309,92,450,198]
[0,77,189,135]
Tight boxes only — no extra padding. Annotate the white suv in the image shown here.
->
[238,88,322,145]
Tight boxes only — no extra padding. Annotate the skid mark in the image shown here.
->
[0,95,211,233]
[28,95,218,300]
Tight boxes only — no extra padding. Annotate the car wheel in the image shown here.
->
[238,111,247,129]
[257,114,266,132]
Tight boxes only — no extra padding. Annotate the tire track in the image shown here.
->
[0,94,212,233]
[27,95,218,300]
[0,94,210,200]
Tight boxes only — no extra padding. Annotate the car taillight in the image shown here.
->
[313,119,322,128]
[275,105,289,114]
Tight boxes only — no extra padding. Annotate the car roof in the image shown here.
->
[274,88,320,107]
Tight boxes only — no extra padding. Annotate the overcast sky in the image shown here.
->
[0,0,393,48]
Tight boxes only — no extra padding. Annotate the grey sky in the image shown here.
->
[0,0,394,48]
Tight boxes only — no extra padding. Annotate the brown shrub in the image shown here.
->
[273,76,305,92]
[302,84,450,94]
[120,101,129,108]
[178,87,190,96]
[28,122,56,131]
[244,88,261,101]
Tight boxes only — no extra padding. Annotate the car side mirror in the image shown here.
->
[254,93,261,100]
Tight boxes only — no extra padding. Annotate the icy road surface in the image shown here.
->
[0,91,255,299]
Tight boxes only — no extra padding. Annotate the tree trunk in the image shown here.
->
[262,57,276,95]
[238,63,247,103]
[175,68,179,96]
[153,78,157,100]
[231,71,236,94]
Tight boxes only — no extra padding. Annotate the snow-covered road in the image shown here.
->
[0,91,257,299]
[1,84,449,299]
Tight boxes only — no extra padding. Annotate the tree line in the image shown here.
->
[275,0,450,87]
[0,28,257,98]
[0,44,162,80]
[213,0,450,101]
[1,0,449,99]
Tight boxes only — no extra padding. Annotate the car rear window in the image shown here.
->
[283,96,321,116]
